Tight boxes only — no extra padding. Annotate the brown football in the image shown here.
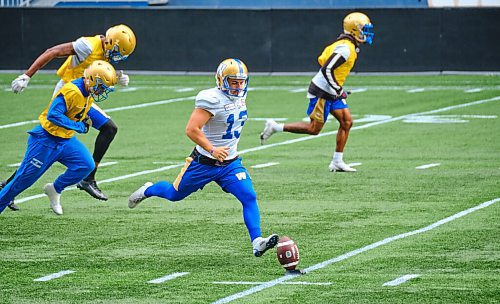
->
[276,236,300,270]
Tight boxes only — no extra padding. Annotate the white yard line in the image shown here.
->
[213,281,332,286]
[148,272,189,284]
[175,88,195,92]
[251,162,280,169]
[465,88,482,93]
[407,88,425,93]
[98,161,118,167]
[12,96,500,205]
[212,197,500,304]
[383,274,420,286]
[33,270,75,282]
[416,163,441,170]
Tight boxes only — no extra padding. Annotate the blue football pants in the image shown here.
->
[145,160,262,241]
[0,135,94,213]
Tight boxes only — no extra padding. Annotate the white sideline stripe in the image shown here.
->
[212,197,500,304]
[98,161,118,167]
[416,163,441,169]
[251,162,279,169]
[148,272,189,284]
[407,88,425,93]
[13,96,500,205]
[175,87,195,92]
[119,87,138,92]
[0,96,195,130]
[465,88,482,93]
[383,274,420,286]
[213,281,332,286]
[349,88,367,93]
[0,119,39,129]
[34,270,75,282]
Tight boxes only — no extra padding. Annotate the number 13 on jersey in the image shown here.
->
[222,110,247,139]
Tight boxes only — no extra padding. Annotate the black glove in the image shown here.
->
[82,116,92,133]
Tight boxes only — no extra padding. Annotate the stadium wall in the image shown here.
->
[1,7,499,72]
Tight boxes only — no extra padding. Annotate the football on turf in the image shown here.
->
[276,236,300,270]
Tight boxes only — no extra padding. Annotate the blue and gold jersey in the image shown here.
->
[39,78,92,139]
[56,35,105,83]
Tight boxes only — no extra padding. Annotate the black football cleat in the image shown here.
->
[7,201,20,211]
[77,179,108,201]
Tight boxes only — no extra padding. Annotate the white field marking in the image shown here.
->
[34,270,75,282]
[212,197,500,304]
[118,87,138,93]
[213,281,332,286]
[403,116,468,123]
[13,96,500,205]
[407,88,425,93]
[347,162,362,167]
[383,274,420,286]
[0,119,39,130]
[465,88,483,93]
[442,114,497,119]
[7,162,21,167]
[250,162,280,169]
[248,117,288,122]
[353,115,393,123]
[98,161,118,167]
[349,88,368,93]
[290,88,307,93]
[416,163,441,170]
[148,272,189,284]
[175,88,195,92]
[0,96,195,130]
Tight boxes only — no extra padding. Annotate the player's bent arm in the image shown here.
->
[46,96,87,133]
[185,108,229,161]
[25,42,75,77]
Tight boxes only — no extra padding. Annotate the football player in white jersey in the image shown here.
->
[129,58,278,257]
[260,12,374,172]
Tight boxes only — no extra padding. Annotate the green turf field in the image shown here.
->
[0,73,499,303]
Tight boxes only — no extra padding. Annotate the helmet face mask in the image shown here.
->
[84,60,117,102]
[343,12,374,45]
[215,58,249,99]
[105,24,136,64]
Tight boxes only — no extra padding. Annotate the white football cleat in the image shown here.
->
[128,182,153,209]
[329,161,357,172]
[44,183,63,215]
[253,234,279,257]
[260,119,279,145]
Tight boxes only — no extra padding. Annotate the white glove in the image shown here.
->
[11,73,31,93]
[117,70,129,86]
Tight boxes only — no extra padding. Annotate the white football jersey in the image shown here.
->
[195,88,248,159]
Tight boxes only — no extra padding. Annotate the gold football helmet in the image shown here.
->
[84,60,117,102]
[343,12,374,45]
[104,24,136,63]
[215,58,249,98]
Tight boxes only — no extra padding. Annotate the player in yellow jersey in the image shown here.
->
[260,12,374,172]
[0,61,117,215]
[6,24,136,207]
